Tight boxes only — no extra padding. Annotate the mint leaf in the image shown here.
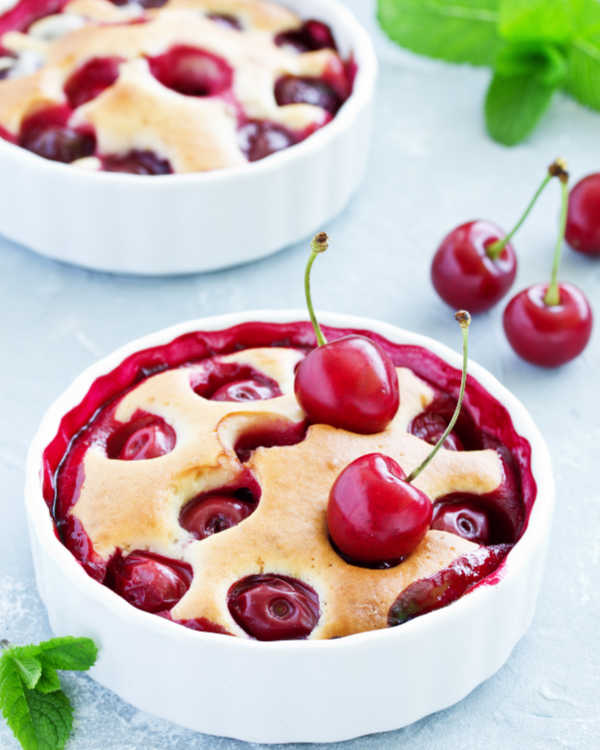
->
[566,0,600,111]
[485,71,556,145]
[36,638,97,672]
[377,0,501,66]
[499,0,577,44]
[0,637,97,750]
[495,42,568,85]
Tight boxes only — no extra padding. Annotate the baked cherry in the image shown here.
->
[294,234,399,434]
[432,161,566,313]
[211,378,277,401]
[431,500,491,545]
[108,551,192,613]
[0,0,66,38]
[409,409,463,451]
[328,312,472,566]
[388,544,511,626]
[238,120,296,162]
[148,45,233,97]
[106,412,176,460]
[565,173,600,256]
[102,150,173,175]
[180,492,255,539]
[275,19,336,52]
[64,56,122,108]
[504,163,594,367]
[19,106,95,163]
[228,574,319,640]
[275,75,341,114]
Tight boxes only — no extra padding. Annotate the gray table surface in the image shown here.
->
[2,2,599,748]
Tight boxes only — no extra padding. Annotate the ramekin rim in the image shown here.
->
[0,0,377,186]
[25,309,555,652]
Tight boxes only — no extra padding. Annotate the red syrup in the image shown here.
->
[42,322,536,631]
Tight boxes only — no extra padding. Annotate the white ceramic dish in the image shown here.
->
[25,310,554,744]
[0,0,376,275]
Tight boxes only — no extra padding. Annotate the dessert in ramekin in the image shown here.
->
[0,0,375,272]
[26,310,553,742]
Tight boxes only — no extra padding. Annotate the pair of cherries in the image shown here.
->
[295,234,475,567]
[432,160,594,367]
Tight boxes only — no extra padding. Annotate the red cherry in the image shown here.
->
[295,335,399,434]
[106,412,176,460]
[211,378,278,402]
[228,574,319,640]
[180,494,254,539]
[409,409,464,451]
[295,233,398,433]
[19,106,95,163]
[64,56,122,108]
[566,173,600,256]
[503,282,593,367]
[148,45,233,97]
[238,120,296,162]
[275,75,341,114]
[275,19,336,52]
[431,500,491,545]
[328,454,432,566]
[431,221,517,313]
[108,551,192,613]
[102,150,172,175]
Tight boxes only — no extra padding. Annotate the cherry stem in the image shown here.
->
[406,311,471,484]
[486,159,567,260]
[543,171,570,307]
[304,232,329,347]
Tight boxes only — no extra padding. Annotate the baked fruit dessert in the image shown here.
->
[0,0,354,173]
[42,237,536,641]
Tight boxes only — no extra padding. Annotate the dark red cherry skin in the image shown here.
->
[238,120,296,162]
[102,150,173,175]
[328,453,432,566]
[180,494,254,539]
[148,45,233,97]
[275,19,336,52]
[294,335,399,434]
[64,56,122,108]
[388,544,511,626]
[566,173,600,256]
[108,551,192,613]
[19,106,95,163]
[503,282,593,367]
[228,574,319,640]
[275,75,341,114]
[409,410,463,451]
[431,221,517,313]
[0,0,66,38]
[106,412,176,460]
[211,378,278,402]
[431,501,491,545]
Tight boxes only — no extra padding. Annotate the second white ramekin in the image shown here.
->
[0,0,376,275]
[24,310,554,744]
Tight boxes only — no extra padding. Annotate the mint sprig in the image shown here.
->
[0,637,97,750]
[377,0,600,145]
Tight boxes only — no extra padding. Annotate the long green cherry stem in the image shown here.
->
[305,232,329,347]
[486,158,567,260]
[406,310,471,484]
[543,167,570,307]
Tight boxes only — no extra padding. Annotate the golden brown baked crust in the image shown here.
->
[71,347,504,638]
[0,0,343,171]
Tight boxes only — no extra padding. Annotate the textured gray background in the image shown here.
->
[1,2,599,748]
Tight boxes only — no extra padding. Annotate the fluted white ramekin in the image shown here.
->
[25,311,554,743]
[0,1,376,275]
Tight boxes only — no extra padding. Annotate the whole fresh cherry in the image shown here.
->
[328,453,432,565]
[294,233,399,434]
[504,162,594,367]
[328,312,473,567]
[566,173,600,256]
[431,161,567,313]
[108,551,192,613]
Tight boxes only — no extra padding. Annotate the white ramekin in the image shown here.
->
[0,1,376,275]
[24,311,554,744]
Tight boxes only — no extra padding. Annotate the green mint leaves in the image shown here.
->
[377,0,600,145]
[0,637,97,750]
